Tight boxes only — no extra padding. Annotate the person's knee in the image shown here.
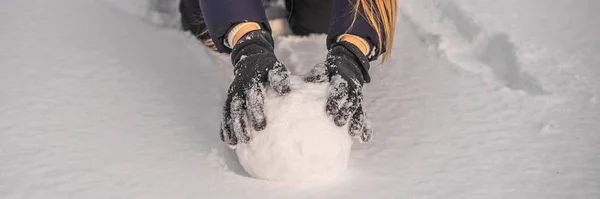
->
[286,0,333,35]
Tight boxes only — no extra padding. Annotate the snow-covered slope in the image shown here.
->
[1,0,598,198]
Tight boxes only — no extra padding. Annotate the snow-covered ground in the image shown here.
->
[1,0,598,198]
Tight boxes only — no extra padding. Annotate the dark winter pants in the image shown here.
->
[198,0,381,58]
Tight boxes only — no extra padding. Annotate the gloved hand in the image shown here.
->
[305,41,373,143]
[220,30,291,146]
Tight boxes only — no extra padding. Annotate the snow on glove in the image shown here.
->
[305,41,373,143]
[220,30,291,146]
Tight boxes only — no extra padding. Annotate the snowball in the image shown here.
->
[235,76,353,181]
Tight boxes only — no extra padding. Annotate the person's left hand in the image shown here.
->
[305,41,373,143]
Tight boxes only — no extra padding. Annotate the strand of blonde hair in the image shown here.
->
[350,0,397,62]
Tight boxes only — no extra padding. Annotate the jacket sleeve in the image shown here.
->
[199,0,271,54]
[327,0,385,61]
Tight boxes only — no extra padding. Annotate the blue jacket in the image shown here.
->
[198,0,385,61]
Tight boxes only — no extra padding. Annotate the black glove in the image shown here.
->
[305,41,373,143]
[220,30,291,146]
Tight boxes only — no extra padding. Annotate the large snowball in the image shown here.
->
[235,76,352,181]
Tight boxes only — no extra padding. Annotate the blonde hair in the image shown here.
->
[351,0,397,62]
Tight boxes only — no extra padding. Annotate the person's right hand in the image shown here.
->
[220,30,291,147]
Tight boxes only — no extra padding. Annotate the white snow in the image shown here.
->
[236,77,352,182]
[1,0,599,198]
